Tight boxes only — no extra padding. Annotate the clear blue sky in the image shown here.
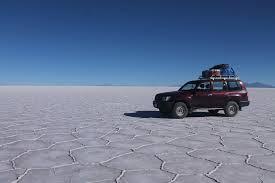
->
[0,0,274,85]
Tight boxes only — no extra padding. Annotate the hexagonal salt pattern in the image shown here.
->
[19,164,121,183]
[103,152,162,170]
[248,154,275,172]
[0,87,274,182]
[208,164,263,183]
[174,174,214,183]
[118,170,174,183]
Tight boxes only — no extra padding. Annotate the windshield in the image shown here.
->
[178,82,197,91]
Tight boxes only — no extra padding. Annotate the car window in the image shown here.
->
[179,83,197,91]
[213,81,226,91]
[227,81,241,91]
[197,81,210,91]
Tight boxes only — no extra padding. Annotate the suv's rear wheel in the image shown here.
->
[172,102,188,119]
[224,101,239,117]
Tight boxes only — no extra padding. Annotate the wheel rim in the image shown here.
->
[176,106,185,116]
[228,105,237,115]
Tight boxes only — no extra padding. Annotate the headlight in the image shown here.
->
[162,96,172,101]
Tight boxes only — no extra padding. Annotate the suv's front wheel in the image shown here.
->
[172,102,189,119]
[224,101,239,117]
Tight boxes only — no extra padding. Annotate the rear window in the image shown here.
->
[227,81,242,91]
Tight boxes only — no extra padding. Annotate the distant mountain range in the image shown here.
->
[244,82,275,88]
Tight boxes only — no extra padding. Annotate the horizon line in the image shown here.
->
[0,84,274,88]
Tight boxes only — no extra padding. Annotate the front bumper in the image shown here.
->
[240,101,250,107]
[153,100,174,112]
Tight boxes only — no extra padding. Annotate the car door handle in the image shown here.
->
[208,94,213,96]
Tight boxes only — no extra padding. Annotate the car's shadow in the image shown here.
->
[124,111,225,119]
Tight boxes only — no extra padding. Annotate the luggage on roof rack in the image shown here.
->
[200,64,237,79]
[199,75,239,80]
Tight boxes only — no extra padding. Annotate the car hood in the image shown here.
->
[157,91,180,96]
[155,90,192,100]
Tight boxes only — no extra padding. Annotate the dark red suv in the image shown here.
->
[153,79,249,118]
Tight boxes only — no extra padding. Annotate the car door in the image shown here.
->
[210,80,227,107]
[192,81,212,108]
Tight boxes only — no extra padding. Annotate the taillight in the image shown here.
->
[242,92,248,100]
[239,81,247,91]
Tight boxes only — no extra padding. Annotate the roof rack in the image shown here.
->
[199,75,239,80]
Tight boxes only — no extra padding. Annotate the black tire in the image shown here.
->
[208,109,219,115]
[172,102,189,119]
[224,101,239,117]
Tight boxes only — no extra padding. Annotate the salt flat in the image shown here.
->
[0,86,274,183]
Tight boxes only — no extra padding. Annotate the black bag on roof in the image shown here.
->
[202,70,210,78]
[210,64,229,70]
